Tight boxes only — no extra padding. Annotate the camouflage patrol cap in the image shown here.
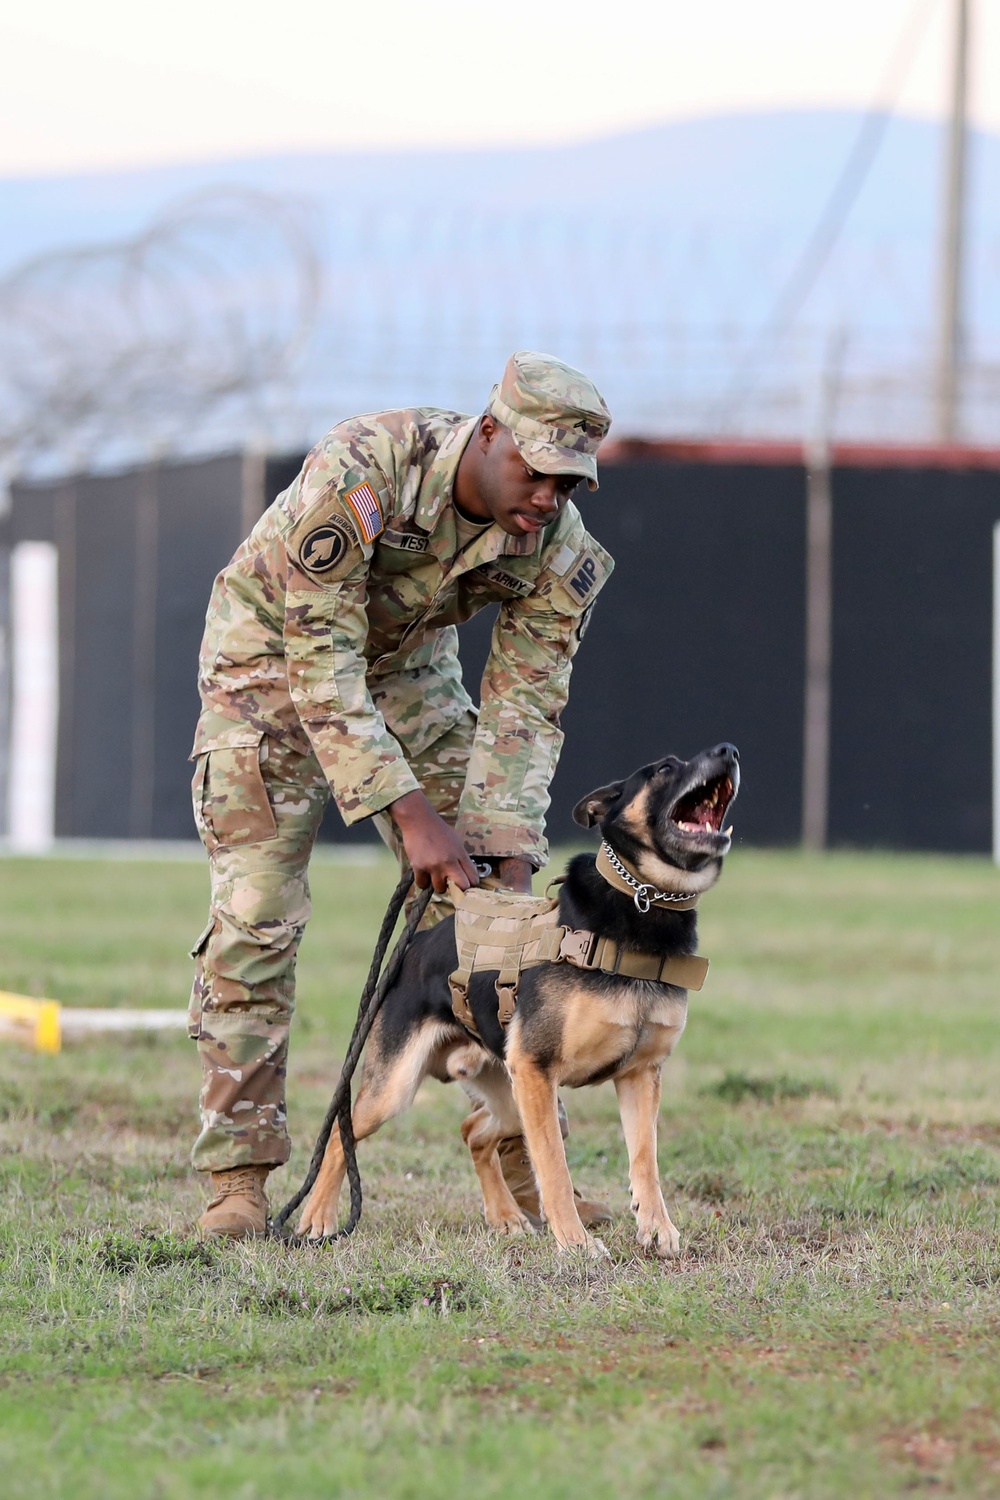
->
[488,350,611,491]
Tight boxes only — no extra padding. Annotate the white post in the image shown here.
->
[0,490,9,837]
[993,521,1000,865]
[936,0,971,443]
[8,542,59,852]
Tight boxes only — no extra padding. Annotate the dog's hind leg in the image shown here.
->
[506,1037,607,1257]
[295,1019,451,1240]
[458,1059,535,1236]
[460,1102,534,1237]
[614,1063,680,1259]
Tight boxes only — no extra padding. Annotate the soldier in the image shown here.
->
[190,350,615,1238]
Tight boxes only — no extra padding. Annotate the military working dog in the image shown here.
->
[297,742,739,1258]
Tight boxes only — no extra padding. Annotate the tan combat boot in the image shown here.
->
[496,1136,613,1230]
[197,1165,270,1239]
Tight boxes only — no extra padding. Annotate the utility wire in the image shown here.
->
[715,0,943,431]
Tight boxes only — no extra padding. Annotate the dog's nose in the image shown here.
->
[714,743,739,762]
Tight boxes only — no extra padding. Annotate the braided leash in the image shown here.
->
[271,870,434,1244]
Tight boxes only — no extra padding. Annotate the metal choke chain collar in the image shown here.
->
[600,842,694,913]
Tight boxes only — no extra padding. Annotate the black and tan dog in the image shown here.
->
[297,742,739,1257]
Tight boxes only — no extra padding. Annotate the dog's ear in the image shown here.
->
[572,780,625,828]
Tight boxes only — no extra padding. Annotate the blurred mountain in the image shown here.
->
[3,110,999,269]
[3,110,999,463]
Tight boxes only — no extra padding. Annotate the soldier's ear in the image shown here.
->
[572,780,625,828]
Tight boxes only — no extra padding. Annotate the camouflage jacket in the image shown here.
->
[195,408,613,866]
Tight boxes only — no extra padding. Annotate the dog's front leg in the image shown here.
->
[295,1120,348,1239]
[614,1064,680,1259]
[506,1038,607,1257]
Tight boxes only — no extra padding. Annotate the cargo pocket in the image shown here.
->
[188,916,217,963]
[191,753,212,848]
[187,916,217,1038]
[193,732,278,851]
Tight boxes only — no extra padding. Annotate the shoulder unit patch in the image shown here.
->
[298,518,358,579]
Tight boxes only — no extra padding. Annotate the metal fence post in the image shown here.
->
[801,337,844,850]
[993,521,1000,866]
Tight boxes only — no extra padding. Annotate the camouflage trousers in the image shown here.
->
[188,712,476,1173]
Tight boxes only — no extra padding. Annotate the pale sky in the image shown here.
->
[1,0,997,177]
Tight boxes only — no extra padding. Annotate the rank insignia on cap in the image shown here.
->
[343,482,384,544]
[299,520,354,575]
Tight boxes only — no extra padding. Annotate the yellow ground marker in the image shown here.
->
[0,993,187,1053]
[0,992,62,1052]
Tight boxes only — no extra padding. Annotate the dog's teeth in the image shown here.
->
[724,825,734,837]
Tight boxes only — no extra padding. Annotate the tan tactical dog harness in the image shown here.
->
[447,847,710,1040]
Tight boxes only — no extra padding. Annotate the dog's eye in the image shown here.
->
[658,758,680,773]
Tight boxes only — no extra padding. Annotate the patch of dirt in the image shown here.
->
[902,1433,957,1469]
[708,1343,816,1381]
[837,1115,1000,1147]
[881,1408,1000,1477]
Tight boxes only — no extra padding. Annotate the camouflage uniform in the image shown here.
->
[189,352,614,1172]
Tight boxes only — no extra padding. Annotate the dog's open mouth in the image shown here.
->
[670,774,735,836]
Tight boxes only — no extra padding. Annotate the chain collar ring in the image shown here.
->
[600,842,696,912]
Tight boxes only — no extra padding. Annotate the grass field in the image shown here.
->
[1,845,999,1498]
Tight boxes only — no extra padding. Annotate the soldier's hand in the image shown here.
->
[388,791,480,894]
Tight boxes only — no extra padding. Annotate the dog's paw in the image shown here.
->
[295,1196,339,1241]
[637,1218,681,1259]
[587,1234,612,1262]
[486,1206,535,1237]
[557,1231,612,1261]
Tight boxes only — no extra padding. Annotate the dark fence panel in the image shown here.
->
[153,457,247,836]
[63,471,140,837]
[266,454,308,505]
[7,447,998,853]
[9,484,58,546]
[829,465,1000,851]
[500,460,808,846]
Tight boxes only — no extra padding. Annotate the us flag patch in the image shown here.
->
[343,482,384,544]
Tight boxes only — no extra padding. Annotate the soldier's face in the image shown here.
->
[474,422,580,537]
